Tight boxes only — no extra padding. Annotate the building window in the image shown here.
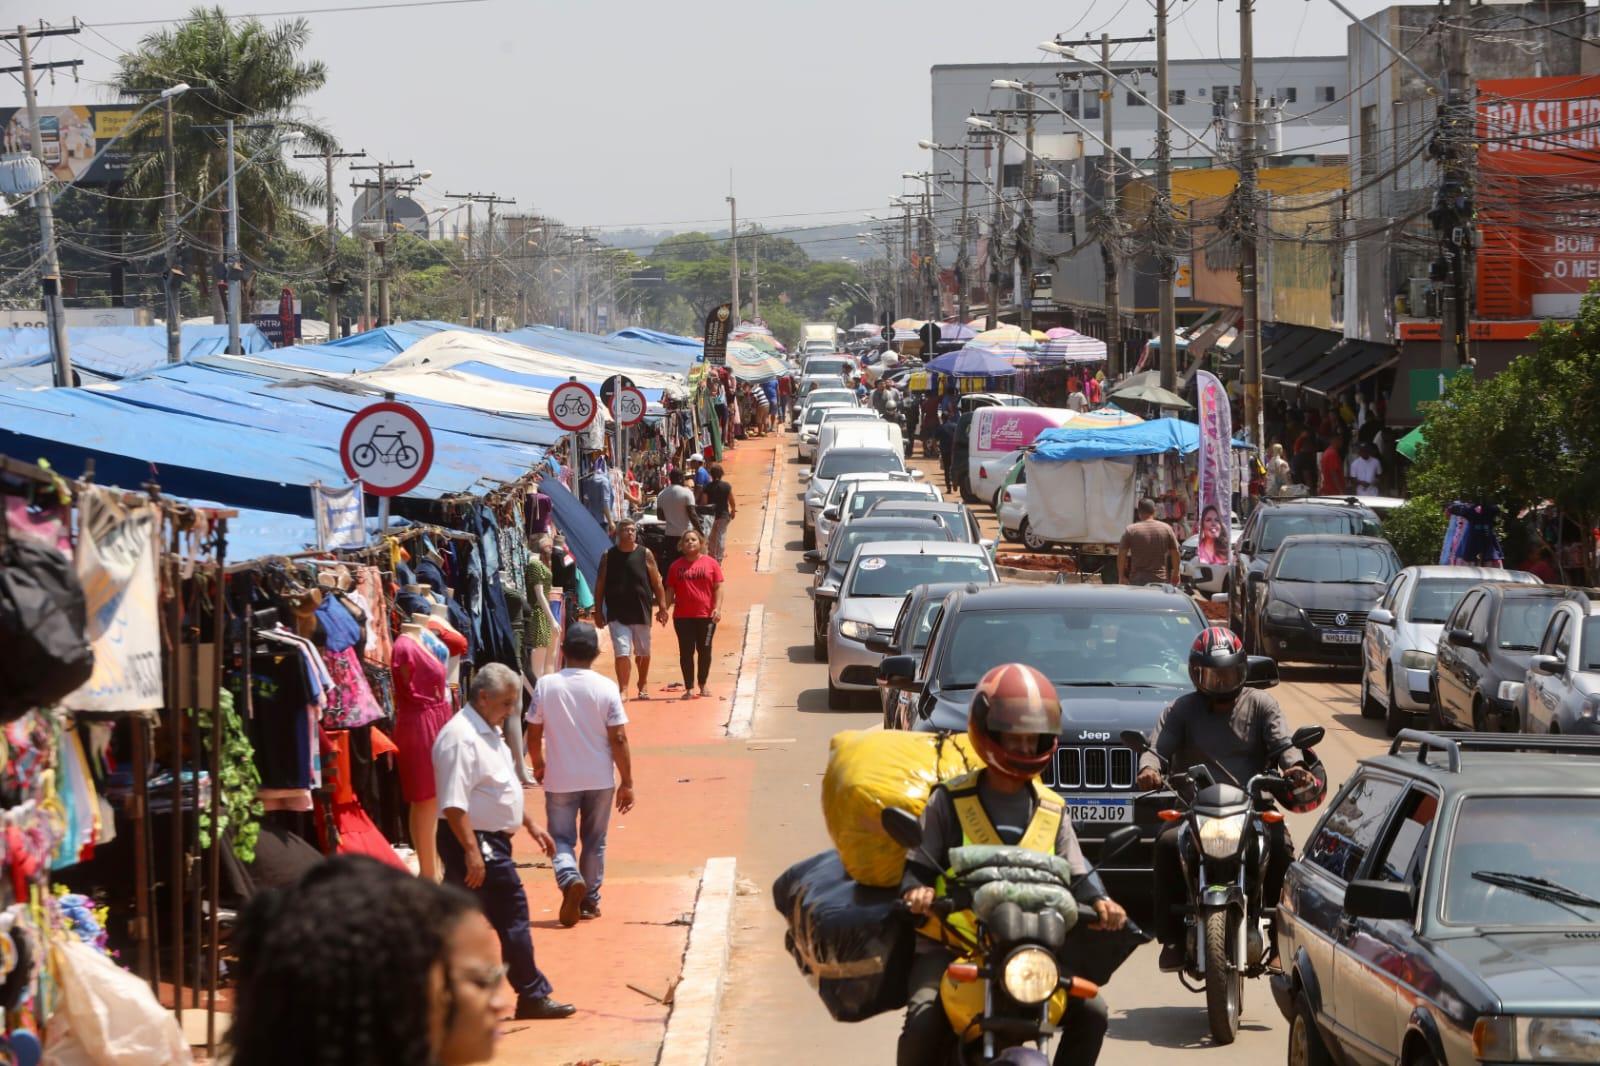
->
[1195,86,1208,98]
[1127,90,1146,107]
[1319,86,1337,103]
[1169,88,1186,106]
[1212,85,1235,102]
[1061,88,1079,118]
[1082,90,1100,120]
[1281,86,1298,104]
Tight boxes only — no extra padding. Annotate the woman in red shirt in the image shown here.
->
[662,529,725,699]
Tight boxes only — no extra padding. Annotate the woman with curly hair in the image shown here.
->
[228,855,509,1065]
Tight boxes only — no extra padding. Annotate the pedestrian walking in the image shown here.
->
[526,622,635,927]
[1117,498,1180,586]
[1319,435,1347,496]
[704,462,736,561]
[655,470,699,574]
[592,518,668,700]
[1349,441,1382,496]
[936,414,958,493]
[1265,442,1292,496]
[663,528,725,699]
[432,664,574,1021]
[688,452,712,503]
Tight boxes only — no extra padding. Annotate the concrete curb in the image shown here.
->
[755,443,782,572]
[656,856,737,1066]
[725,603,764,738]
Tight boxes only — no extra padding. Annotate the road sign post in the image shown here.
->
[600,374,638,525]
[548,378,598,492]
[340,398,434,535]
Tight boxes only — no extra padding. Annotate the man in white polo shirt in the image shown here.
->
[434,662,575,1020]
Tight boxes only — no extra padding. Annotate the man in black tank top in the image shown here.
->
[592,518,667,700]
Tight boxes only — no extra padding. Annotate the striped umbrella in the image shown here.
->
[1038,328,1108,363]
[1062,403,1144,428]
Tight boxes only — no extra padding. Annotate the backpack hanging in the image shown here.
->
[0,535,95,720]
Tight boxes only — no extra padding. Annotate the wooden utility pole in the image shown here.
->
[296,146,364,338]
[989,119,1007,329]
[727,196,739,321]
[1438,0,1475,367]
[1155,0,1178,394]
[1020,96,1037,334]
[1240,0,1263,444]
[958,144,972,323]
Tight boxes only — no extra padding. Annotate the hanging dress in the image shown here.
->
[390,633,451,803]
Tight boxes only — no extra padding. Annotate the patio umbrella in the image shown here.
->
[1038,330,1108,363]
[1062,404,1144,428]
[1030,329,1049,342]
[925,346,1026,377]
[938,322,977,342]
[1109,381,1192,409]
[970,325,1037,349]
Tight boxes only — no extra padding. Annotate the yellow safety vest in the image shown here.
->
[921,769,1065,947]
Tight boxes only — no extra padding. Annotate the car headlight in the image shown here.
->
[1498,680,1525,704]
[1474,1016,1600,1063]
[1265,599,1303,625]
[1001,947,1059,1005]
[839,619,874,642]
[1197,813,1248,860]
[1401,649,1436,671]
[1580,695,1600,721]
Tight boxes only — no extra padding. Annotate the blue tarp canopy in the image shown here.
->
[610,327,701,351]
[0,324,271,378]
[1032,418,1252,462]
[539,475,607,585]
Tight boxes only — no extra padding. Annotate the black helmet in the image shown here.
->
[1189,626,1247,700]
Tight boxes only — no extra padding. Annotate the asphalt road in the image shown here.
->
[713,430,1393,1066]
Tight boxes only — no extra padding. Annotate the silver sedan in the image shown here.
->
[1524,597,1600,735]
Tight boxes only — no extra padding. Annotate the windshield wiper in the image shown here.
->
[1472,870,1600,922]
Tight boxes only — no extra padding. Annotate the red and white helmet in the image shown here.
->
[968,663,1061,783]
[1189,626,1247,700]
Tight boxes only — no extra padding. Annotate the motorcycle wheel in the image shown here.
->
[1204,908,1242,1045]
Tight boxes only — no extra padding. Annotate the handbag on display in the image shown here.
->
[0,535,94,721]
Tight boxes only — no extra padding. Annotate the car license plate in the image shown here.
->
[1067,798,1131,823]
[1320,629,1361,644]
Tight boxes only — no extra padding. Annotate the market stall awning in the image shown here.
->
[1033,417,1203,461]
[1301,340,1397,395]
[1262,326,1343,384]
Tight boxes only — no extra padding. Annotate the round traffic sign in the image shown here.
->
[340,401,434,497]
[599,373,636,411]
[616,386,647,427]
[548,380,598,432]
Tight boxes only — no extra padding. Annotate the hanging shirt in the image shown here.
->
[526,492,554,536]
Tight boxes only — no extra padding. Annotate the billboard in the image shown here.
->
[0,105,138,186]
[1476,76,1600,319]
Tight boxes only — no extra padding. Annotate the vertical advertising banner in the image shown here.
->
[65,490,163,712]
[1194,369,1232,568]
[703,303,732,366]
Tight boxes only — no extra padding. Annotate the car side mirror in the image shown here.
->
[1245,655,1280,690]
[822,507,840,521]
[979,538,995,552]
[1247,571,1265,586]
[1194,565,1215,586]
[1209,592,1230,604]
[1369,607,1395,626]
[877,655,922,692]
[803,550,822,564]
[1343,880,1414,922]
[1446,627,1477,649]
[799,471,812,482]
[1530,653,1563,676]
[815,587,837,601]
[910,469,926,480]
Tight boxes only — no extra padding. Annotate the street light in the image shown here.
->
[983,83,1146,174]
[1031,47,1226,162]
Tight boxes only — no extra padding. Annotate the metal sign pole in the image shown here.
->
[376,391,395,534]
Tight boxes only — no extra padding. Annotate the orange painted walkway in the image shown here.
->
[495,433,780,1065]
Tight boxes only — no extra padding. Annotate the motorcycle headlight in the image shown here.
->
[1400,649,1436,671]
[1198,813,1248,860]
[1474,1016,1600,1063]
[1001,947,1059,1006]
[839,619,874,642]
[1498,680,1525,704]
[1265,599,1303,625]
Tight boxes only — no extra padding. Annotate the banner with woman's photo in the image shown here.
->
[1194,369,1232,567]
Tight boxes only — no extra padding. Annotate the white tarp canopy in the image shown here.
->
[384,331,686,392]
[1023,454,1137,544]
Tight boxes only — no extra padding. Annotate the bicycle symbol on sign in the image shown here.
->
[554,394,592,419]
[350,423,420,470]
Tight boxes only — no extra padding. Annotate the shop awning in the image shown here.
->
[1263,327,1344,385]
[1302,340,1397,395]
[1184,310,1240,357]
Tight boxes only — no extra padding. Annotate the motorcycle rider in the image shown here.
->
[1134,627,1321,972]
[901,663,1129,1066]
[871,376,901,419]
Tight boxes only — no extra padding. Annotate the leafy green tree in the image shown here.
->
[113,6,335,320]
[653,231,719,262]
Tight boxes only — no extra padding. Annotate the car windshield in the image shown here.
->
[1260,512,1374,551]
[1274,544,1395,584]
[1444,796,1600,926]
[831,526,951,568]
[806,389,855,407]
[998,396,1035,407]
[1497,597,1561,650]
[816,452,904,479]
[1408,578,1484,624]
[937,607,1203,689]
[849,489,930,519]
[848,553,992,597]
[1584,617,1600,672]
[807,361,851,376]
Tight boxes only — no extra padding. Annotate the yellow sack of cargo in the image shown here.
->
[822,729,985,888]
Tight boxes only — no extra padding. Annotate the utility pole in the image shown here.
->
[900,200,913,320]
[1019,96,1037,334]
[727,196,739,321]
[1155,0,1178,394]
[225,120,243,354]
[295,146,364,338]
[958,144,972,323]
[751,225,760,320]
[1435,0,1475,367]
[355,160,421,327]
[163,93,181,361]
[1239,0,1263,445]
[444,193,513,330]
[1101,34,1121,375]
[8,24,81,385]
[988,120,1006,330]
[463,203,474,325]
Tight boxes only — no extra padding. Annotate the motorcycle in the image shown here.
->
[881,809,1147,1064]
[1119,725,1324,1045]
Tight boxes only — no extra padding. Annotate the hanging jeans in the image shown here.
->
[673,617,715,690]
[545,789,614,908]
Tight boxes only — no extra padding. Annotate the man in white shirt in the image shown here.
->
[655,470,699,572]
[527,622,635,927]
[434,663,574,1021]
[1349,441,1382,495]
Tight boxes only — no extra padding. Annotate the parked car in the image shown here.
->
[1362,567,1540,736]
[1226,498,1383,643]
[793,399,853,447]
[1179,511,1244,595]
[870,581,985,728]
[805,517,955,659]
[1524,590,1600,734]
[825,540,997,708]
[1304,493,1407,522]
[1273,729,1600,1066]
[878,583,1268,896]
[1432,583,1575,732]
[1248,534,1400,664]
[865,499,986,548]
[815,478,940,556]
[801,447,916,549]
[797,406,878,462]
[965,406,1074,510]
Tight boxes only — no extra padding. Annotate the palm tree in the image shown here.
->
[113,6,336,319]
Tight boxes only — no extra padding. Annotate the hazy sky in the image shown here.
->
[23,0,1397,239]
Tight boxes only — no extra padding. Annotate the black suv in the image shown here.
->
[1274,730,1600,1066]
[1226,498,1382,645]
[878,583,1276,894]
[1432,583,1576,732]
[1250,533,1400,665]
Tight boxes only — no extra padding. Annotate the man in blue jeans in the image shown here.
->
[526,622,636,926]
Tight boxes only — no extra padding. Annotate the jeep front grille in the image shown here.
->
[1040,746,1136,790]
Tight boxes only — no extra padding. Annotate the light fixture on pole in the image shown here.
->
[1032,46,1226,162]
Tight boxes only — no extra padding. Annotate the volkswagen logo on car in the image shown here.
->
[1334,612,1349,626]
